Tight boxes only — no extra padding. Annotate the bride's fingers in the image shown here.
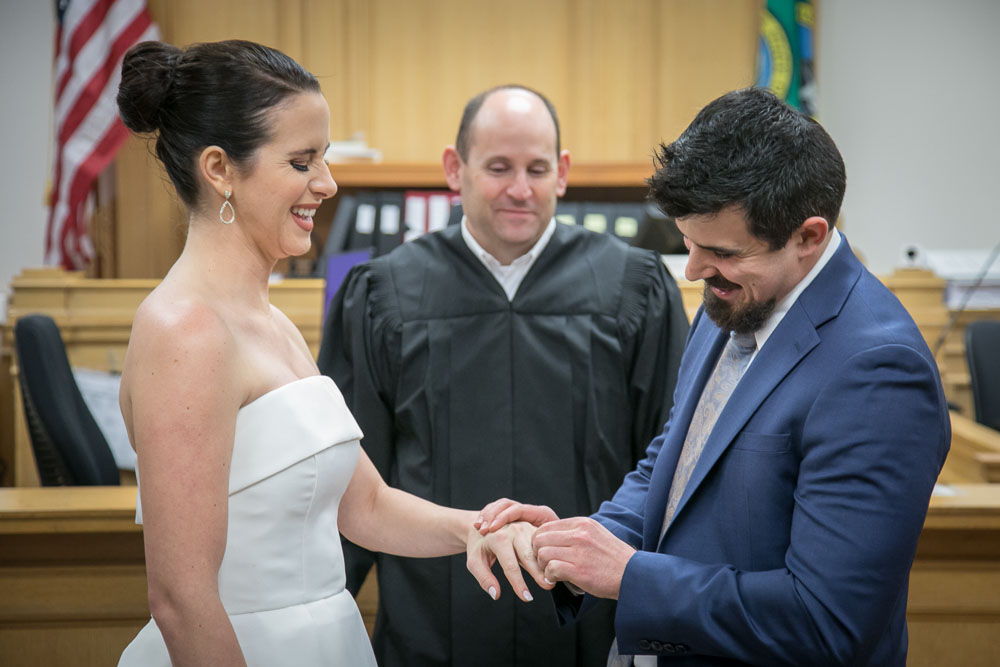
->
[491,532,533,602]
[466,547,501,601]
[512,526,553,590]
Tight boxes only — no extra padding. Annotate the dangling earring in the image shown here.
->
[219,190,235,224]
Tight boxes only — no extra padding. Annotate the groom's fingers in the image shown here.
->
[543,559,575,590]
[475,498,518,534]
[511,524,553,590]
[486,504,559,533]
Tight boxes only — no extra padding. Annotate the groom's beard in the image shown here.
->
[702,276,776,335]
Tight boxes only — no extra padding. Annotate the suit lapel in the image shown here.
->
[654,237,863,546]
[661,305,819,540]
[642,320,727,550]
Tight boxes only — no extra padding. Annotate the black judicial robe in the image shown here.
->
[318,222,689,667]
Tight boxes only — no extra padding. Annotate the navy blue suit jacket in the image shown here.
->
[581,238,949,665]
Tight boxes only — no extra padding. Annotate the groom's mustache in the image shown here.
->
[705,275,740,291]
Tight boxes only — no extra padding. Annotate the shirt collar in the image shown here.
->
[461,216,557,269]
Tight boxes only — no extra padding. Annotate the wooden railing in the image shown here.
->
[1,484,997,667]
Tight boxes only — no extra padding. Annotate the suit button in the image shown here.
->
[663,642,676,653]
[675,644,690,653]
[638,639,651,651]
[649,640,663,652]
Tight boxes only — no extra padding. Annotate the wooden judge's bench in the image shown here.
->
[1,267,999,666]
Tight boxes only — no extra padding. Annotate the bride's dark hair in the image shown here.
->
[117,39,320,207]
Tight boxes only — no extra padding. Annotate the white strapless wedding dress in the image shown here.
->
[119,375,377,666]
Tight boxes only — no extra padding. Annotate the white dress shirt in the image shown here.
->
[461,217,557,301]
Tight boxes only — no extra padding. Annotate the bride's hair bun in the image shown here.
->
[116,39,319,208]
[117,41,181,134]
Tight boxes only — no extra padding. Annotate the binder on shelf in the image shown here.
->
[581,202,616,235]
[427,192,452,233]
[375,191,405,256]
[555,201,581,226]
[345,191,379,251]
[632,202,686,254]
[403,190,460,239]
[404,191,428,242]
[612,202,644,241]
[323,194,358,256]
[323,249,373,322]
[447,201,463,227]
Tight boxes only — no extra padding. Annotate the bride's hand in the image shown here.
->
[474,498,560,535]
[466,521,554,602]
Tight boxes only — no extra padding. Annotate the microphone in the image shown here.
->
[931,239,1000,359]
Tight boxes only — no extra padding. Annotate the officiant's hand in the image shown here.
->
[475,498,559,535]
[533,517,635,600]
[466,521,554,603]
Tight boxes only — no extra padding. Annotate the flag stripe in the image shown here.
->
[49,3,148,257]
[48,18,156,265]
[55,0,145,132]
[55,0,114,102]
[57,120,129,269]
[58,7,150,145]
[53,0,100,101]
[46,0,156,269]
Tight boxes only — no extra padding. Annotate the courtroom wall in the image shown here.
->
[3,1,1000,298]
[816,0,1000,273]
[0,1,53,317]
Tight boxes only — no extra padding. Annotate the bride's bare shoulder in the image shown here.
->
[133,283,228,344]
[124,280,239,394]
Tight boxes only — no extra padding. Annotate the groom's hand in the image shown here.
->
[475,498,559,535]
[466,521,554,603]
[533,517,635,600]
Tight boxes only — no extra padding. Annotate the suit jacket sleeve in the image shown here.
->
[317,263,399,595]
[609,343,947,665]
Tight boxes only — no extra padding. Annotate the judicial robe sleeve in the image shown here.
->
[620,255,689,465]
[317,263,399,595]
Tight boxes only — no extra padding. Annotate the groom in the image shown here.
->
[482,87,950,666]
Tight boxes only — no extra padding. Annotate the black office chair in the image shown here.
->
[965,319,1000,433]
[13,314,120,485]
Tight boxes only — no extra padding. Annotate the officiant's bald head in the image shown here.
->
[455,85,561,161]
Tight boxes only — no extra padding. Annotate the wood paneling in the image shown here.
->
[0,487,147,667]
[908,484,1000,667]
[112,0,760,277]
[944,412,1000,485]
[654,0,760,145]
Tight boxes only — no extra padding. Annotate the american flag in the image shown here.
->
[46,0,156,269]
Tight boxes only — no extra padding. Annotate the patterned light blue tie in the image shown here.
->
[660,331,756,535]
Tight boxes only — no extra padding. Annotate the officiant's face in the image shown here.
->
[450,89,569,265]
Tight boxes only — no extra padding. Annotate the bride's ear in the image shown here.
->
[200,145,234,200]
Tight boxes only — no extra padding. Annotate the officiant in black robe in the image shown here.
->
[318,85,688,667]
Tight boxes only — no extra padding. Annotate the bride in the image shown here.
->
[115,39,543,666]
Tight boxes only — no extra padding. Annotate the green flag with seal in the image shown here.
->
[756,0,815,115]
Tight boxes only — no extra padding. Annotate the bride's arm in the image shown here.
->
[338,450,551,601]
[123,302,247,666]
